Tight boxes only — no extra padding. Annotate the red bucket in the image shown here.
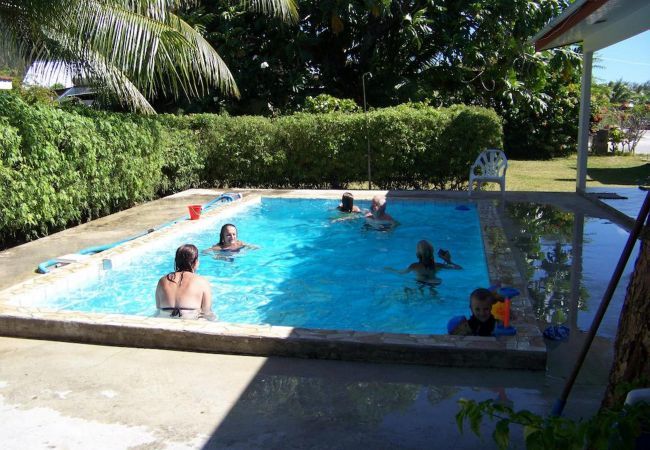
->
[188,205,202,220]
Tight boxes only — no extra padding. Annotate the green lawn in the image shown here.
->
[507,155,650,192]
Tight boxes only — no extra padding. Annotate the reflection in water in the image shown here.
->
[226,375,458,426]
[506,204,583,326]
[202,366,557,449]
[505,203,635,338]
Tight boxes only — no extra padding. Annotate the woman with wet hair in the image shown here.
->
[155,244,214,319]
[208,223,254,252]
[337,192,361,213]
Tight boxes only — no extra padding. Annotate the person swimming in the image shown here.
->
[386,240,440,285]
[332,192,364,223]
[364,195,397,230]
[208,223,252,252]
[386,240,462,285]
[155,244,214,319]
[337,192,361,213]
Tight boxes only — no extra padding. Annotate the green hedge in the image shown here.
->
[1,92,501,247]
[167,104,502,189]
[1,94,161,245]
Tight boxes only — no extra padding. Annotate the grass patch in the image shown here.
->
[507,154,650,192]
[348,154,649,192]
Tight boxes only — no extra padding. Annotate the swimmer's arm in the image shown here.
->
[437,249,462,269]
[384,264,415,275]
[332,214,363,223]
[200,280,214,317]
[202,244,222,254]
[155,280,163,309]
[242,242,260,250]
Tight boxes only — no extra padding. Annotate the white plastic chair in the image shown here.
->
[468,149,508,196]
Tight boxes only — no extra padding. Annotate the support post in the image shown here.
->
[362,72,372,190]
[576,51,593,193]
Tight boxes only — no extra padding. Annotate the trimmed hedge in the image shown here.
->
[1,94,163,245]
[1,92,502,247]
[168,104,503,189]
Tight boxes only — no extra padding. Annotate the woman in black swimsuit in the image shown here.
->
[155,244,214,319]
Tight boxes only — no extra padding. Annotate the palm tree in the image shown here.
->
[0,0,297,113]
[608,79,633,105]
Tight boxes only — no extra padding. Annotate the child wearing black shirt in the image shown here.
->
[467,288,496,336]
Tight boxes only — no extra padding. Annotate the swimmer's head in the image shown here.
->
[416,240,434,264]
[340,192,355,213]
[470,288,494,323]
[371,195,386,215]
[219,224,238,246]
[175,244,199,272]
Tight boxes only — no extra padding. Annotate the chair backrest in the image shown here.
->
[471,149,508,177]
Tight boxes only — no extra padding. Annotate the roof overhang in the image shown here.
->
[531,0,650,52]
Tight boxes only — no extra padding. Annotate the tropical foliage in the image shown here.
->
[302,94,361,113]
[457,397,650,450]
[167,0,581,158]
[0,0,297,113]
[590,80,649,153]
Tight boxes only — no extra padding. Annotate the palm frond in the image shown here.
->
[245,0,299,23]
[0,17,29,74]
[1,0,293,112]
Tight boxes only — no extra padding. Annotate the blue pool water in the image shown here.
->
[43,198,490,334]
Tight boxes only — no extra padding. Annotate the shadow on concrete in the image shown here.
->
[587,163,650,186]
[201,355,550,449]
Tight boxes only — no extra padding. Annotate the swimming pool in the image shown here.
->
[36,198,489,334]
[0,191,546,369]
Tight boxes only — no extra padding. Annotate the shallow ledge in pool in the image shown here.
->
[0,192,546,370]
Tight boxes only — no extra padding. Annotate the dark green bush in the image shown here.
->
[1,93,501,247]
[0,93,166,246]
[191,104,502,189]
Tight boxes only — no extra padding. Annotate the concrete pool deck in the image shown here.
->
[0,189,634,449]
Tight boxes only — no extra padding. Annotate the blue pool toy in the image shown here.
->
[543,325,570,341]
[488,285,520,299]
[447,315,467,334]
[455,205,471,211]
[493,323,517,336]
[498,287,520,298]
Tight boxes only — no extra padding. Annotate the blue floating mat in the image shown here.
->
[543,325,570,341]
[455,205,471,211]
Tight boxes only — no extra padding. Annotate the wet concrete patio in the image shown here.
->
[0,188,636,449]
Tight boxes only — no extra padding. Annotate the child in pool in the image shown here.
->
[386,240,461,285]
[450,288,497,336]
[332,192,364,223]
[337,192,361,213]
